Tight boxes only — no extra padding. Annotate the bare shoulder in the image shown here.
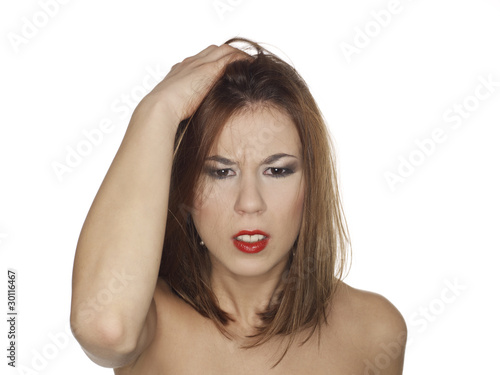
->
[336,281,407,336]
[327,281,407,374]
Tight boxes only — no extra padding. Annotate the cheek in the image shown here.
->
[292,188,305,225]
[192,178,218,211]
[269,182,305,226]
[191,184,227,229]
[293,180,306,229]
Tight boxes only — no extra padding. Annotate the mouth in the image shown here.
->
[232,230,270,254]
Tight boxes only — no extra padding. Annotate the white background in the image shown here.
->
[1,0,499,374]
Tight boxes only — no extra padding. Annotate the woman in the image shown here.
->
[71,38,407,374]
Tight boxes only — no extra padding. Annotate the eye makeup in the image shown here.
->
[203,162,298,180]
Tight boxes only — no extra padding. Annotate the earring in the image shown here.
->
[200,240,205,246]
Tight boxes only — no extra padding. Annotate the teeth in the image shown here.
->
[235,234,266,243]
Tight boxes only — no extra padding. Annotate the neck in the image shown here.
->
[209,257,289,334]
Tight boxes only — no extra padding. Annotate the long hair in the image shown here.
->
[160,37,350,366]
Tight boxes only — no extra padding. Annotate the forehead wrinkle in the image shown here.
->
[210,106,301,166]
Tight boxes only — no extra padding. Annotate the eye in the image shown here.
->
[206,168,236,180]
[264,167,293,178]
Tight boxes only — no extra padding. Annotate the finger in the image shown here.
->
[197,44,249,65]
[213,47,252,68]
[173,45,218,69]
[189,44,219,60]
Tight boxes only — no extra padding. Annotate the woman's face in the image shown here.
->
[191,106,305,280]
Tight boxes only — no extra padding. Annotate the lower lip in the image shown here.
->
[233,238,269,254]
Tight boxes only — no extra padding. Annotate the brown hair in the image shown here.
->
[160,37,350,365]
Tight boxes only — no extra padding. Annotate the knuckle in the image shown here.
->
[219,44,235,53]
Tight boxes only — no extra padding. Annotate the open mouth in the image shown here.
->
[234,234,267,243]
[232,230,270,254]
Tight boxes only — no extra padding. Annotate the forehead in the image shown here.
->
[211,106,301,161]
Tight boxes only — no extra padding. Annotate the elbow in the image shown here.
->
[70,309,138,368]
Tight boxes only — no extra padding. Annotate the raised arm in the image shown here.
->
[70,44,249,368]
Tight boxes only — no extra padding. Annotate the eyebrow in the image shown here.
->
[204,153,298,166]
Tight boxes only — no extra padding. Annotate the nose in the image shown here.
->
[233,173,266,215]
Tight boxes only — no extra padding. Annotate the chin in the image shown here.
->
[210,251,290,279]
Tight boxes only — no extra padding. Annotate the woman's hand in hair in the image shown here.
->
[143,44,250,125]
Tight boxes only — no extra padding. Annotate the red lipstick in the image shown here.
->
[232,230,270,254]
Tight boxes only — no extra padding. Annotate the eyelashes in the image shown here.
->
[264,167,294,178]
[205,167,235,179]
[204,166,295,180]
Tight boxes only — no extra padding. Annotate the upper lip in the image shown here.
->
[232,230,270,239]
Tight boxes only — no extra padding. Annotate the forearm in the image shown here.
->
[70,44,249,364]
[71,97,178,347]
